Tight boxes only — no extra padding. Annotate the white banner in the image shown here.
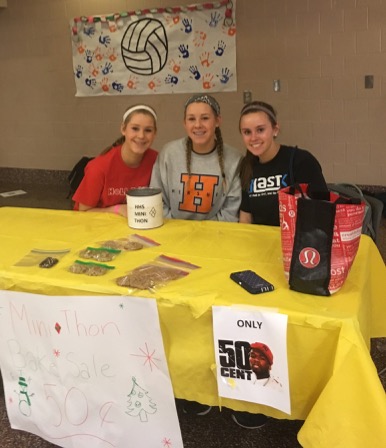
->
[212,306,291,414]
[0,291,183,448]
[70,1,237,96]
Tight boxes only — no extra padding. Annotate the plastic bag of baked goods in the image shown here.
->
[14,248,70,267]
[98,234,160,251]
[78,247,121,262]
[68,260,115,276]
[116,255,200,291]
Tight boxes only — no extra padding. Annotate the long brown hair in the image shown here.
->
[239,101,278,190]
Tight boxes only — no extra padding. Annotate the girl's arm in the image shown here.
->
[239,211,253,223]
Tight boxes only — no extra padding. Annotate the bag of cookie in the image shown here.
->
[78,247,121,262]
[116,254,199,291]
[98,234,160,252]
[68,260,115,276]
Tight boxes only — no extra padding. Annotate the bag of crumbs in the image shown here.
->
[68,260,115,276]
[115,255,200,291]
[98,234,160,251]
[78,247,121,262]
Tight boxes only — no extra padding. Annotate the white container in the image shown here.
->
[126,187,163,229]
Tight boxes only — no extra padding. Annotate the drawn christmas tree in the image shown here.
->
[126,376,157,422]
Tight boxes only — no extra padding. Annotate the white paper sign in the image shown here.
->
[212,306,291,414]
[0,291,183,448]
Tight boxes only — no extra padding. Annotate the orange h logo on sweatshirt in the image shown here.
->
[179,174,219,213]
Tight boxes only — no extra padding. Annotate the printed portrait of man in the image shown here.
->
[249,342,282,388]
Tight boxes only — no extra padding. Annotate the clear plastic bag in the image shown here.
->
[99,234,160,251]
[78,247,121,262]
[116,254,199,291]
[14,248,70,267]
[68,260,115,276]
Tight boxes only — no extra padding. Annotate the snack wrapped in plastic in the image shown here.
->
[14,248,70,267]
[99,234,160,252]
[116,265,185,289]
[68,260,115,276]
[116,255,200,290]
[39,257,59,268]
[102,240,143,251]
[79,247,121,262]
[68,262,89,274]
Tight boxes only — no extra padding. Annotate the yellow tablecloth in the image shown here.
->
[1,207,386,448]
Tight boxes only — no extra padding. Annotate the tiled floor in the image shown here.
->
[0,180,385,448]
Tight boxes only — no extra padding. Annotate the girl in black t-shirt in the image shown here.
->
[238,101,327,226]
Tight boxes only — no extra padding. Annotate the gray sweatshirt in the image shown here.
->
[150,138,242,221]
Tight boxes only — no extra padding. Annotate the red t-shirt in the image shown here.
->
[72,146,158,209]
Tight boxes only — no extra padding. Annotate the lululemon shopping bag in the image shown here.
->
[278,184,365,296]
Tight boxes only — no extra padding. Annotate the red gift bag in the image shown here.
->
[278,184,365,296]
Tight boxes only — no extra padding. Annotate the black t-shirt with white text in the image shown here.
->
[240,145,327,226]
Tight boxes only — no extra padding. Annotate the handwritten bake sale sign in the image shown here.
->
[0,291,183,448]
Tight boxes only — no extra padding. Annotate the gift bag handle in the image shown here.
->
[288,183,307,198]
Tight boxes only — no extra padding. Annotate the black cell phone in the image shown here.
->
[230,270,274,295]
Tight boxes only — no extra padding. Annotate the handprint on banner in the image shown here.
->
[99,33,111,47]
[74,65,83,79]
[169,59,181,73]
[83,26,96,37]
[165,74,179,85]
[89,63,99,77]
[84,49,93,63]
[148,78,162,92]
[202,73,215,90]
[181,18,192,33]
[218,67,233,84]
[112,81,124,92]
[93,46,104,61]
[189,65,201,80]
[209,12,221,27]
[100,77,109,92]
[85,77,97,89]
[107,48,117,62]
[101,62,113,75]
[127,75,138,90]
[215,40,226,56]
[178,44,189,59]
[76,43,86,54]
[165,15,180,27]
[194,31,207,47]
[200,51,214,68]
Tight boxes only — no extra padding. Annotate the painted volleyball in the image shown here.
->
[121,18,168,75]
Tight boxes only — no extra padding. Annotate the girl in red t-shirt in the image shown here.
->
[73,105,158,217]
